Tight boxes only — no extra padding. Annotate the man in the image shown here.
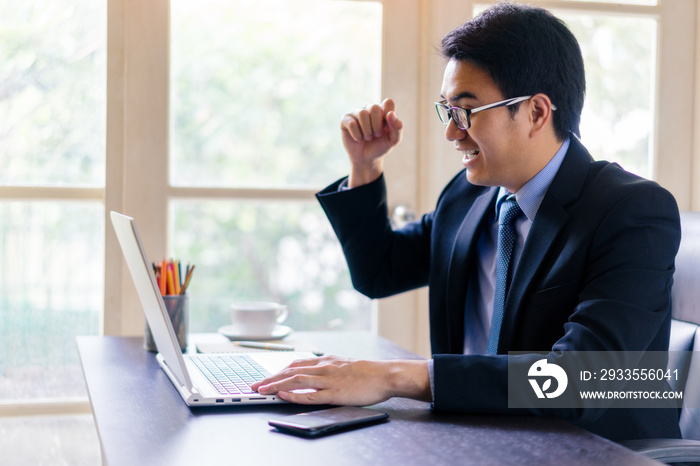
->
[252,3,681,441]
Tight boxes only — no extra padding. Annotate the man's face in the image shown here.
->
[440,59,531,192]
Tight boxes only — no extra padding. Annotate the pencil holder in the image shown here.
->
[144,294,189,352]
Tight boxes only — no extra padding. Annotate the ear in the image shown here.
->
[528,93,555,138]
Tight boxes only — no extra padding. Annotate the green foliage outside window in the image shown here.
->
[169,0,382,332]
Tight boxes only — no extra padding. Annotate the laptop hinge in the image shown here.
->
[157,353,197,398]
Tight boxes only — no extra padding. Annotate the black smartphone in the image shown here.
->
[268,406,389,437]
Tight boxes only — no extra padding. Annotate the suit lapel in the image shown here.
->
[497,136,594,353]
[445,187,498,353]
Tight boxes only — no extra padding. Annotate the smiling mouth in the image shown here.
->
[463,149,480,160]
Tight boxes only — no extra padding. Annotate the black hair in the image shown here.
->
[441,2,585,140]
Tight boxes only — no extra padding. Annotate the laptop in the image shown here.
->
[110,211,316,406]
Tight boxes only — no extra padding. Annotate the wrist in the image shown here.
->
[383,360,432,402]
[348,161,383,188]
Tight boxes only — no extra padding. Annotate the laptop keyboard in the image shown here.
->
[190,354,271,395]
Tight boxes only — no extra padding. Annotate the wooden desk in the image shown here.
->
[78,332,658,466]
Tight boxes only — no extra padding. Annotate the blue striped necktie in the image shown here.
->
[486,196,522,355]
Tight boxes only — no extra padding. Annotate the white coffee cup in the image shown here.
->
[230,301,288,336]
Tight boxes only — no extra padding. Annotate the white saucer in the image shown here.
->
[218,324,292,341]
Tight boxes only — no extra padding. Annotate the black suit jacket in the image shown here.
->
[316,136,681,441]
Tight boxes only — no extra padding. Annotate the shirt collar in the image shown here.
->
[496,137,570,221]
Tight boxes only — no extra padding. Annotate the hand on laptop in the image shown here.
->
[250,355,432,406]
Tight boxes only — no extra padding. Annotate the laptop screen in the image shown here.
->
[110,211,194,389]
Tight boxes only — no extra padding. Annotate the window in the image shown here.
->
[0,0,105,401]
[170,0,382,189]
[561,12,657,179]
[168,0,381,332]
[169,200,372,331]
[0,1,104,463]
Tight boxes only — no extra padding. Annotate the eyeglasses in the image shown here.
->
[435,95,554,130]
